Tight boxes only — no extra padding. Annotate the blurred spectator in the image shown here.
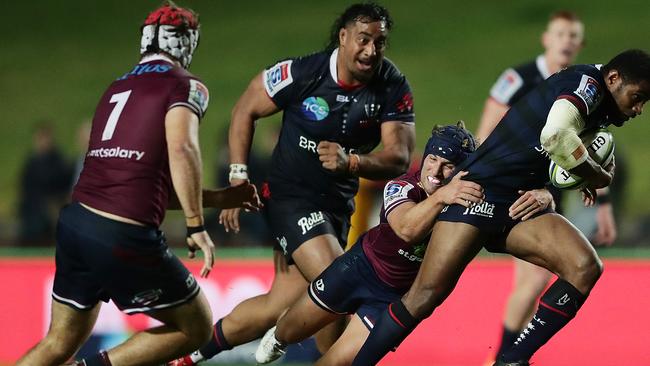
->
[71,120,92,187]
[17,122,72,246]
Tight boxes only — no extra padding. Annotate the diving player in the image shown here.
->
[254,123,553,365]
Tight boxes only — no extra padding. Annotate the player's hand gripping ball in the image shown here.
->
[549,128,615,189]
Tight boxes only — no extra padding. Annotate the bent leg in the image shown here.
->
[107,290,213,365]
[496,258,553,358]
[292,234,346,353]
[275,291,341,344]
[16,300,101,366]
[316,316,369,366]
[219,251,308,346]
[500,213,603,362]
[352,221,483,366]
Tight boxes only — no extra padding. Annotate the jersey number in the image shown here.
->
[102,90,132,141]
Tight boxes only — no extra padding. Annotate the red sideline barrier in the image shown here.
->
[1,258,649,365]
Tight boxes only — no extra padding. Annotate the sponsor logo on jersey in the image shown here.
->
[87,146,145,161]
[264,60,293,98]
[117,63,173,80]
[302,97,330,121]
[535,145,550,159]
[383,181,414,207]
[336,95,350,103]
[573,75,602,114]
[131,289,163,306]
[188,79,209,114]
[299,135,317,153]
[297,211,326,235]
[462,201,495,218]
[398,248,423,262]
[276,236,288,255]
[490,68,523,104]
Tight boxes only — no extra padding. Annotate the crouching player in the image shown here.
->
[254,122,554,365]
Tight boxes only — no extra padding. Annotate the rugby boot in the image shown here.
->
[492,359,530,366]
[255,326,287,364]
[167,350,204,366]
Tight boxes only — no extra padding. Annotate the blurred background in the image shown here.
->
[1,0,649,365]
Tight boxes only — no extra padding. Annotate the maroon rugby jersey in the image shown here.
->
[362,171,430,290]
[73,55,209,227]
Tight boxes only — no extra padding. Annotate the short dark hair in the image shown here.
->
[602,49,650,84]
[326,3,393,51]
[549,10,581,23]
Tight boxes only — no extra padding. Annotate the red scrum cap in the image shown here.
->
[140,2,200,68]
[143,2,199,29]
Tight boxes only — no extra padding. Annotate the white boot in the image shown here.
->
[255,326,287,364]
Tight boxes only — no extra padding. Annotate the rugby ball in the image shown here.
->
[549,128,615,189]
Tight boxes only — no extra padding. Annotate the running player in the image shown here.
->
[169,3,416,365]
[15,3,260,366]
[254,123,554,365]
[351,49,650,366]
[476,11,617,359]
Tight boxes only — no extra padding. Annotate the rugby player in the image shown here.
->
[254,123,554,365]
[476,12,616,359]
[16,3,260,366]
[352,49,650,366]
[169,3,416,365]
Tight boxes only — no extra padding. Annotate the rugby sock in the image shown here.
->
[80,350,112,366]
[496,325,519,358]
[351,300,420,366]
[502,279,586,362]
[198,319,233,359]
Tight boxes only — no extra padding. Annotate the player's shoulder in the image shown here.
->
[385,171,420,192]
[374,57,408,85]
[511,58,541,81]
[556,64,603,83]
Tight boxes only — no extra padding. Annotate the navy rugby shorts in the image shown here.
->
[436,199,554,251]
[52,202,199,314]
[264,197,350,264]
[308,241,404,330]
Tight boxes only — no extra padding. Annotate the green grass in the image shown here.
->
[2,0,650,221]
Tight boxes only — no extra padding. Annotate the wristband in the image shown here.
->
[596,193,611,204]
[229,163,249,182]
[187,224,206,238]
[348,153,360,175]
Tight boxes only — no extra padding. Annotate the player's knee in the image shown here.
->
[563,254,603,291]
[403,286,445,319]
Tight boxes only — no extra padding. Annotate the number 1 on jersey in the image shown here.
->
[102,90,132,141]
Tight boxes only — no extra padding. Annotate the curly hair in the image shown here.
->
[325,3,392,51]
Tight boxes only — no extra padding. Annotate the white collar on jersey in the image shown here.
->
[329,48,339,83]
[139,53,176,65]
[536,54,552,79]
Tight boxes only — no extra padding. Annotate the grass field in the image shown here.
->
[2,0,650,222]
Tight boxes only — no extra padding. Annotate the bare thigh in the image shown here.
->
[316,315,369,366]
[505,213,602,294]
[403,221,483,319]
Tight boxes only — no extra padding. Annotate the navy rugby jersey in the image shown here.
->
[362,172,428,290]
[490,55,551,107]
[454,64,617,202]
[262,48,414,213]
[73,55,209,227]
